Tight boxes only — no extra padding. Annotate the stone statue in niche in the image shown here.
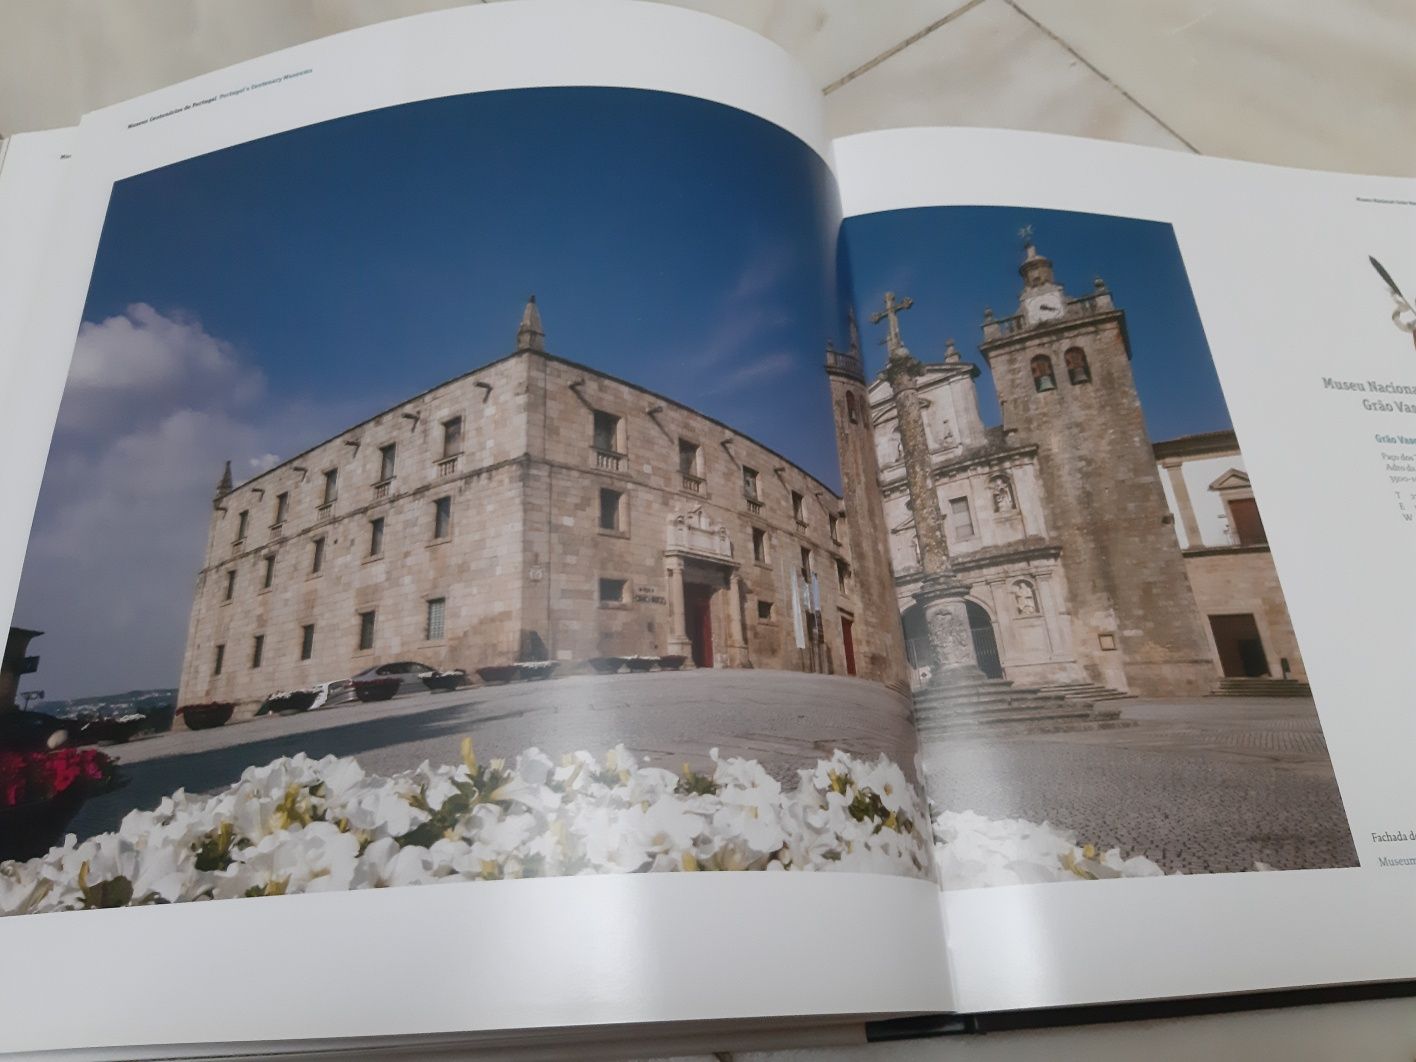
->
[990,474,1016,513]
[1012,579,1039,616]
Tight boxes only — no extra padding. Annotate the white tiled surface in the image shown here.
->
[1,0,1413,1058]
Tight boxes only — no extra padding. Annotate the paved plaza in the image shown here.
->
[923,696,1358,875]
[70,670,918,841]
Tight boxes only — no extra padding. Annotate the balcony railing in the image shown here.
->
[594,448,625,472]
[681,473,704,494]
[825,347,864,379]
[315,503,334,523]
[436,455,460,478]
[373,481,391,500]
[745,495,763,516]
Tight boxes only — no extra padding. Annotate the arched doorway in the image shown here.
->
[966,600,1003,679]
[900,600,1004,679]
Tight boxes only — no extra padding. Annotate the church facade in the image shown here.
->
[871,241,1305,697]
[178,300,908,714]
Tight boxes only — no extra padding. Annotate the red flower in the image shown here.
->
[0,747,114,808]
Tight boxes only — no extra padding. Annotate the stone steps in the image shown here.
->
[1036,681,1134,702]
[912,673,1129,737]
[1213,677,1313,698]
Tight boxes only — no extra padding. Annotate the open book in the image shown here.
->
[1,2,1413,1056]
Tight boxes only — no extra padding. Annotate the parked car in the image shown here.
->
[349,661,443,697]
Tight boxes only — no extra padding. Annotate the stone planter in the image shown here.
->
[352,678,400,703]
[588,656,626,675]
[475,665,520,685]
[0,785,88,863]
[257,689,320,716]
[179,702,235,731]
[421,670,468,693]
[70,715,146,746]
[658,655,687,671]
[514,662,559,682]
[624,656,657,672]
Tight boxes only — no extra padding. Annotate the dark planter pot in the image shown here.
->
[0,785,88,862]
[180,703,234,731]
[475,665,520,686]
[658,655,687,671]
[514,663,559,682]
[353,679,400,703]
[624,657,657,672]
[71,716,146,746]
[588,656,626,675]
[146,704,177,733]
[421,671,468,693]
[258,689,320,716]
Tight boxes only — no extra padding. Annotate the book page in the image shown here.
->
[0,5,954,1055]
[833,126,1416,1013]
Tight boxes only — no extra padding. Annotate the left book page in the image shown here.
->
[0,4,951,1056]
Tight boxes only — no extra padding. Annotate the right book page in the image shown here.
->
[832,127,1416,1013]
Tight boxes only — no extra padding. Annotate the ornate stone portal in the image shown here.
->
[869,292,1118,735]
[663,507,747,668]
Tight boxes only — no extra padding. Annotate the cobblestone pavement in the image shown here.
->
[922,696,1358,875]
[71,670,917,841]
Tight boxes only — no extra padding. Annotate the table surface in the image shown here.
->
[1,1,1413,1058]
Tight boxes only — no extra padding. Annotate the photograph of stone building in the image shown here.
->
[843,205,1355,883]
[180,298,906,714]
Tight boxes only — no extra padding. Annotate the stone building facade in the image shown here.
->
[873,241,1303,696]
[178,300,901,711]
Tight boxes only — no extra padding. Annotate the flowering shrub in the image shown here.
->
[0,744,932,916]
[932,809,1165,889]
[0,748,114,809]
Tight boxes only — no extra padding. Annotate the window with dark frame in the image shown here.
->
[742,466,759,501]
[369,516,385,557]
[358,610,376,651]
[273,491,289,525]
[757,600,774,621]
[426,598,446,641]
[433,496,452,540]
[1228,497,1268,546]
[592,410,622,454]
[791,490,806,524]
[262,555,275,589]
[829,513,841,544]
[251,634,265,669]
[311,537,326,574]
[678,439,700,476]
[300,623,315,660]
[224,569,236,601]
[213,644,225,676]
[378,442,397,482]
[599,488,623,532]
[598,578,626,605]
[752,527,768,563]
[235,510,249,541]
[949,497,975,539]
[799,546,812,578]
[322,468,339,505]
[442,417,463,458]
[1064,346,1091,385]
[835,558,851,593]
[1031,354,1057,393]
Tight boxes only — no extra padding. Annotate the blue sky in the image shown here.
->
[17,87,845,699]
[841,206,1231,442]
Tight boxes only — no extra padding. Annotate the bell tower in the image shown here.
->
[979,234,1214,696]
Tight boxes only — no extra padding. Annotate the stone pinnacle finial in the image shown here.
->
[215,460,233,498]
[944,338,961,363]
[516,295,545,352]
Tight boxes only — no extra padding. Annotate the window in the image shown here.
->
[358,610,376,651]
[599,488,623,532]
[235,510,249,542]
[311,536,326,574]
[322,468,339,505]
[829,513,842,545]
[598,578,626,605]
[592,410,622,454]
[273,491,289,526]
[792,490,806,524]
[1228,497,1268,546]
[426,597,446,641]
[836,558,851,594]
[752,527,768,563]
[742,466,759,501]
[262,555,275,589]
[378,443,397,482]
[213,644,225,676]
[1064,346,1091,385]
[845,392,858,424]
[757,600,774,621]
[1031,354,1056,393]
[300,623,316,660]
[678,439,700,476]
[369,516,385,557]
[251,634,265,669]
[949,497,975,539]
[433,496,452,540]
[441,417,463,458]
[223,569,236,601]
[799,546,812,577]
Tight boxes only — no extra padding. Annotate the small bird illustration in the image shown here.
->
[1369,255,1416,348]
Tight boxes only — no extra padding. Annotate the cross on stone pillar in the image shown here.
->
[872,293,984,682]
